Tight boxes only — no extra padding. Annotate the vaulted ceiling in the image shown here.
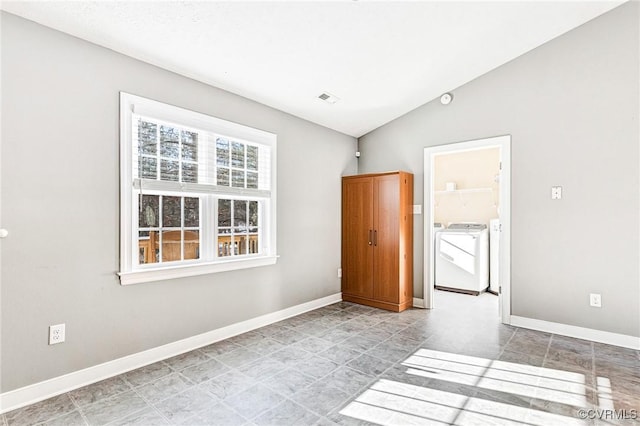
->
[1,1,624,137]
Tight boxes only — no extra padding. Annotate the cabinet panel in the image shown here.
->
[373,174,400,303]
[341,177,374,299]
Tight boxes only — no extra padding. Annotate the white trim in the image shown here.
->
[511,315,640,350]
[0,292,342,414]
[413,298,425,308]
[118,255,278,285]
[423,135,511,324]
[120,94,134,275]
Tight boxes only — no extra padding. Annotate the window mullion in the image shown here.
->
[208,196,216,261]
[156,123,160,180]
[180,197,185,262]
[199,195,207,261]
[200,131,209,185]
[178,131,183,186]
[158,196,163,263]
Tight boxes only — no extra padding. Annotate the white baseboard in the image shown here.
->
[0,292,342,414]
[510,315,640,350]
[413,298,425,308]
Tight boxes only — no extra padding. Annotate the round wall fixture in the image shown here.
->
[440,93,453,105]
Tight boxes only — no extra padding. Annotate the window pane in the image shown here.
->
[139,157,157,179]
[163,196,181,227]
[231,240,240,255]
[161,160,179,181]
[160,126,180,159]
[217,167,229,186]
[248,234,259,254]
[249,201,258,227]
[216,138,229,166]
[218,199,231,227]
[182,162,198,183]
[181,131,198,161]
[184,230,199,260]
[138,121,157,155]
[233,200,247,229]
[247,171,258,189]
[139,230,159,264]
[231,141,245,168]
[236,235,248,255]
[162,230,181,262]
[139,195,159,227]
[232,170,245,188]
[218,235,232,257]
[184,197,199,227]
[247,145,258,171]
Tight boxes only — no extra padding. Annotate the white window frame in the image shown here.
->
[119,93,277,285]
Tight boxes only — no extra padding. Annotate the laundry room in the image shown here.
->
[433,147,501,298]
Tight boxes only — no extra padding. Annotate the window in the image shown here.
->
[119,93,277,285]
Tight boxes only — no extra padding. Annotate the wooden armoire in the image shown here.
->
[341,171,413,312]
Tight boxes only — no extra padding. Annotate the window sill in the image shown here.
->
[118,255,278,285]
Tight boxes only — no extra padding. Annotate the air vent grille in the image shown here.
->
[317,92,340,104]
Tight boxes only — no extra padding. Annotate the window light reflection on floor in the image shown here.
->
[596,376,615,411]
[339,348,605,426]
[340,379,589,425]
[403,349,588,407]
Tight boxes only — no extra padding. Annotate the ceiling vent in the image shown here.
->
[318,92,340,104]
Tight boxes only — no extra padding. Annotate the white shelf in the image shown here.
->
[435,187,493,195]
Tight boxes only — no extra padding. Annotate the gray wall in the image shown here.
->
[358,3,639,337]
[0,12,356,392]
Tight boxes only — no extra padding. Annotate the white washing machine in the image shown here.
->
[435,223,489,295]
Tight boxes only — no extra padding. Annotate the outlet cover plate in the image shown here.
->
[589,293,602,308]
[49,324,65,345]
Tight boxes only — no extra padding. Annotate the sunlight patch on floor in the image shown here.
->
[339,348,605,425]
[402,349,588,407]
[340,378,589,426]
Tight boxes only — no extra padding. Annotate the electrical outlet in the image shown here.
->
[551,186,562,200]
[589,293,602,308]
[337,268,342,278]
[49,324,65,345]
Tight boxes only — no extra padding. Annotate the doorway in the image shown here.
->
[423,135,511,324]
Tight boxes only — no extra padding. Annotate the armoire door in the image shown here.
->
[373,174,400,303]
[342,176,374,298]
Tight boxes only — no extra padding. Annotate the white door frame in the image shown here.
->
[423,134,511,324]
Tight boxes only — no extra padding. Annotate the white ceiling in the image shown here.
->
[1,1,624,137]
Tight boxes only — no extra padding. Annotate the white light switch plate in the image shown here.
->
[413,205,422,215]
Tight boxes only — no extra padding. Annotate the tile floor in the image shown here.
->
[3,291,639,425]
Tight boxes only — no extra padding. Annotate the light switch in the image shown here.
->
[551,186,562,200]
[413,205,422,215]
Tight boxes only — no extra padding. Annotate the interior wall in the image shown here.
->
[433,147,500,227]
[0,12,357,392]
[358,3,639,337]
